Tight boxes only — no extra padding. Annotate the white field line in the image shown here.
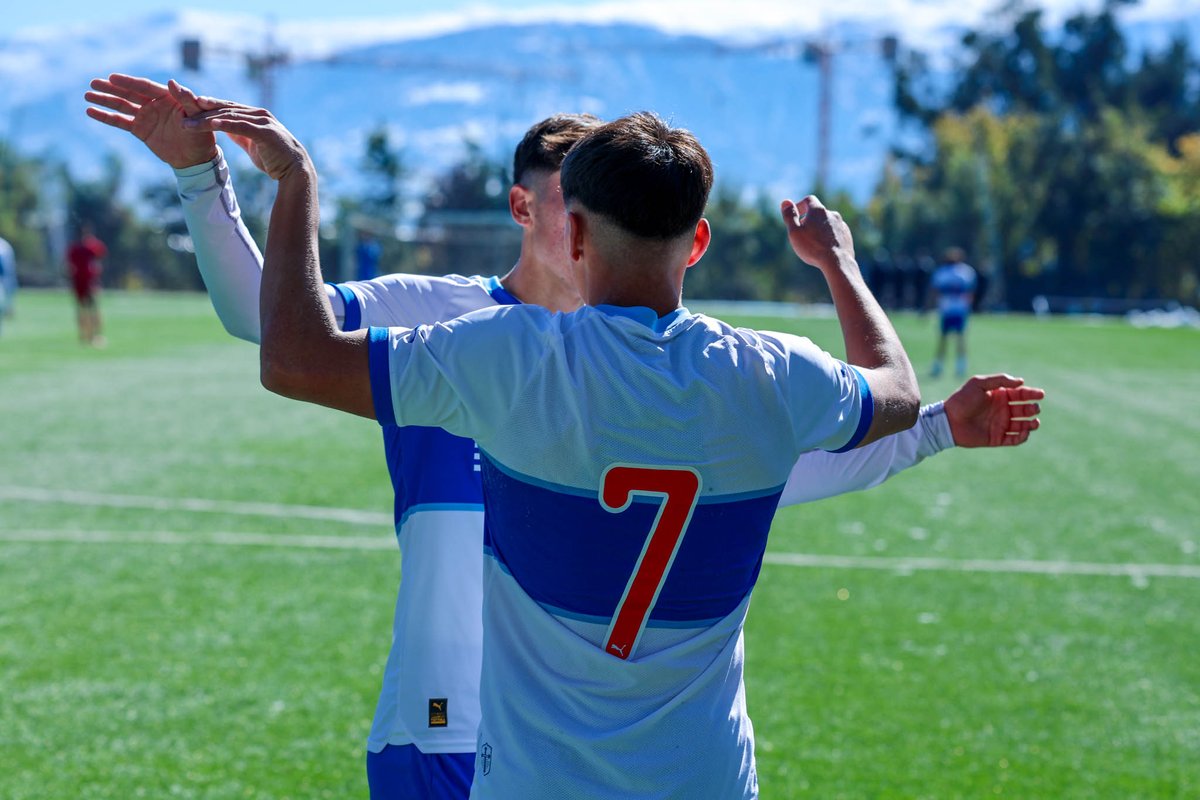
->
[761,552,1200,580]
[4,486,1198,580]
[0,528,1198,581]
[0,529,396,551]
[0,485,392,526]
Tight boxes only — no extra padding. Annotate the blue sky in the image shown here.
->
[3,1,568,35]
[6,0,1191,42]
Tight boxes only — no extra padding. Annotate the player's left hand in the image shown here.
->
[944,374,1044,447]
[85,74,218,169]
[181,97,312,182]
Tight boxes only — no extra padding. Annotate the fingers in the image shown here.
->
[183,117,261,136]
[107,73,169,100]
[1001,418,1040,445]
[1001,386,1046,402]
[1009,402,1040,420]
[780,194,829,229]
[182,109,275,138]
[779,200,803,229]
[84,90,142,118]
[189,93,264,114]
[798,194,824,214]
[84,106,134,133]
[966,373,1024,392]
[167,79,223,115]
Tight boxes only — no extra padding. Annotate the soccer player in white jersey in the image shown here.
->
[85,75,1043,798]
[178,96,936,796]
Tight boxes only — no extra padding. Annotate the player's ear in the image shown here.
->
[509,184,533,228]
[566,210,586,263]
[685,218,711,268]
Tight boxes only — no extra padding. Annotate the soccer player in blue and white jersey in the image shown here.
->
[85,74,1043,798]
[931,247,979,378]
[188,101,933,796]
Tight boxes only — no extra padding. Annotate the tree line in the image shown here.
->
[1,0,1196,309]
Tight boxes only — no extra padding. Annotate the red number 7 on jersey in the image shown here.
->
[599,464,702,661]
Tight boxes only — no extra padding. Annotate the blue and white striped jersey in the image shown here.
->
[369,303,872,798]
[335,273,518,755]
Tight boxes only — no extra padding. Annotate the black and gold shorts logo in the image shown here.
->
[428,698,448,728]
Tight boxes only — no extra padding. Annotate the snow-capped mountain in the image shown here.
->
[1,5,1196,206]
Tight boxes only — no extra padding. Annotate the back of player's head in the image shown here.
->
[512,113,603,186]
[559,112,713,241]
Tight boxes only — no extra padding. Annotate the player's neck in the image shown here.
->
[501,255,582,314]
[585,260,683,318]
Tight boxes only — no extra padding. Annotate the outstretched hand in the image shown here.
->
[85,74,218,169]
[779,195,856,273]
[944,374,1044,447]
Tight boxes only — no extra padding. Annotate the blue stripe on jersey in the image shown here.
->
[482,276,521,307]
[330,283,362,331]
[481,455,786,505]
[480,454,779,625]
[383,425,484,525]
[368,327,397,427]
[831,367,874,454]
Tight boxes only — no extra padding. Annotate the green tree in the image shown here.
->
[883,0,1199,307]
[0,141,51,283]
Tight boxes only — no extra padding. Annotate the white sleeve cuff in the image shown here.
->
[916,401,956,458]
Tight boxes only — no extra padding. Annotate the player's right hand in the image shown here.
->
[85,74,218,170]
[181,99,312,182]
[944,374,1044,447]
[779,195,857,273]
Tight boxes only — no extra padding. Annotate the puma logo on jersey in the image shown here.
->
[428,698,448,727]
[609,642,628,658]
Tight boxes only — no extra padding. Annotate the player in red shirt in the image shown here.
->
[66,223,107,346]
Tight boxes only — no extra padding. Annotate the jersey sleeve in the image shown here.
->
[365,305,548,441]
[175,148,266,344]
[777,401,955,507]
[327,273,468,331]
[760,331,874,454]
[177,150,360,340]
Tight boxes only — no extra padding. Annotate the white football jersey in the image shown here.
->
[334,274,518,754]
[370,304,872,798]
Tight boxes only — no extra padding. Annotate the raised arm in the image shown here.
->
[182,99,374,417]
[780,195,919,446]
[778,374,1044,506]
[85,74,368,342]
[85,74,268,341]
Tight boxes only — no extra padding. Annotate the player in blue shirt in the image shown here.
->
[86,76,1043,798]
[930,247,979,378]
[192,100,929,796]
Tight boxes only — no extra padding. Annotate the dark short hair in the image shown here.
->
[559,112,713,240]
[512,113,602,185]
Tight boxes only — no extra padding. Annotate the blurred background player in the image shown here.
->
[0,234,16,335]
[85,74,1043,799]
[930,246,977,378]
[66,222,108,346]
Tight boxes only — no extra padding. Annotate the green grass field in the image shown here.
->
[1,289,1197,798]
